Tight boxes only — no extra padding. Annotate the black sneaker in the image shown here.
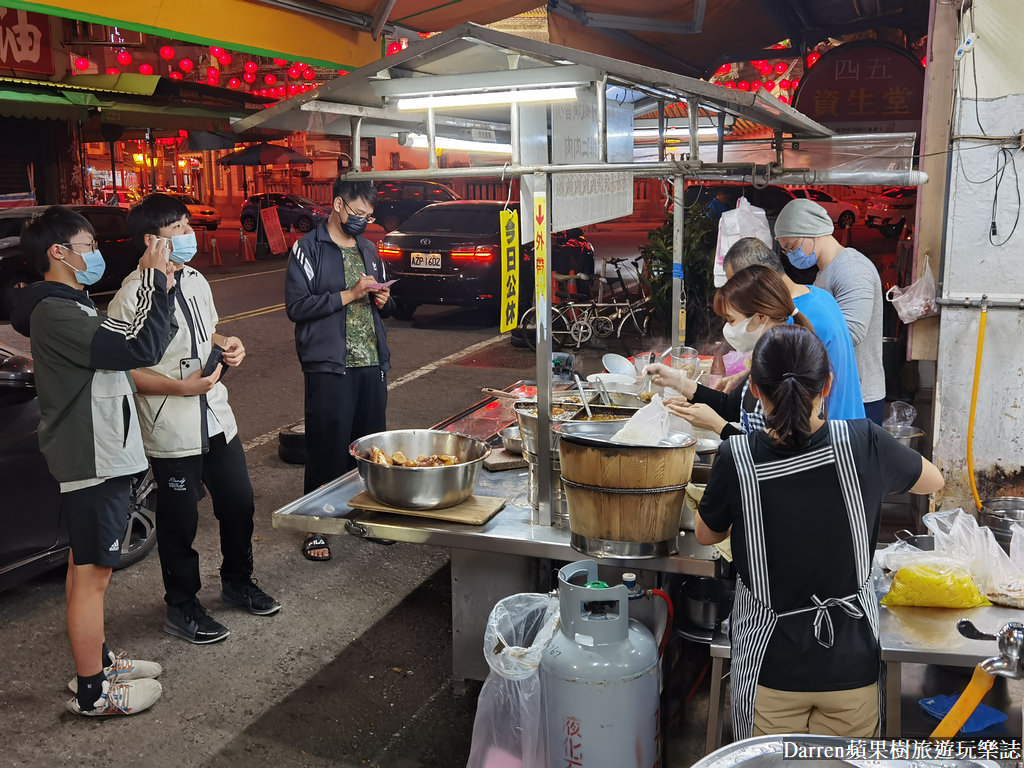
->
[163,603,230,644]
[221,578,281,616]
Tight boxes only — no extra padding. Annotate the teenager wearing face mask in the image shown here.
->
[108,194,280,645]
[285,179,395,562]
[774,198,885,424]
[646,266,815,438]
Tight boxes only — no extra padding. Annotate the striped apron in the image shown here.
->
[728,419,883,739]
[738,378,766,434]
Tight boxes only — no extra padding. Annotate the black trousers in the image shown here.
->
[150,433,255,609]
[304,367,387,494]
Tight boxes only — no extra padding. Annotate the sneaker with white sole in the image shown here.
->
[164,602,230,644]
[67,656,163,693]
[65,678,162,717]
[221,578,281,616]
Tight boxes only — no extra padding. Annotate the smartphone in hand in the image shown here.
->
[180,357,201,379]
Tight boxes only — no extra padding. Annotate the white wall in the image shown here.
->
[934,0,1024,509]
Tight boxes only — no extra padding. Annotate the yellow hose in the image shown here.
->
[929,664,995,738]
[966,303,987,512]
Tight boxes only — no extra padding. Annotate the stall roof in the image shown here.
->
[233,22,833,141]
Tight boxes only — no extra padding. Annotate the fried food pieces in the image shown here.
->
[368,446,459,467]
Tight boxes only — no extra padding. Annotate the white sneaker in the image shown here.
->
[67,656,163,693]
[66,678,162,717]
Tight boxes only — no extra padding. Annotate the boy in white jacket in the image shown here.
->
[107,194,280,644]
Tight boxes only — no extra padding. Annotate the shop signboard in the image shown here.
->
[0,9,53,75]
[499,209,520,333]
[551,95,633,231]
[534,188,548,311]
[793,41,924,135]
[260,205,288,255]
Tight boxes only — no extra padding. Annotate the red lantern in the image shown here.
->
[179,58,194,73]
[339,70,349,76]
[138,63,153,75]
[207,66,219,78]
[302,68,315,81]
[209,46,225,57]
[920,57,927,68]
[288,66,300,79]
[228,77,242,88]
[386,42,402,56]
[774,62,787,74]
[750,81,761,91]
[169,71,183,80]
[293,61,305,69]
[207,75,218,85]
[760,66,772,77]
[737,81,750,91]
[116,50,132,66]
[106,67,120,75]
[288,84,299,95]
[779,79,791,89]
[807,52,821,67]
[764,80,776,90]
[273,58,287,66]
[791,78,800,89]
[243,60,258,73]
[260,88,269,97]
[264,73,277,85]
[715,64,730,76]
[242,71,256,84]
[779,95,790,104]
[159,46,175,61]
[725,81,737,89]
[217,53,231,66]
[74,57,89,71]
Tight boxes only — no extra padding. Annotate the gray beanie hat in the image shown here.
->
[774,198,834,238]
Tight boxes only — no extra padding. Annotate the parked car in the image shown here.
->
[240,193,330,233]
[377,200,595,321]
[373,180,461,231]
[100,189,140,209]
[0,342,157,591]
[788,187,858,229]
[866,187,917,238]
[168,193,222,230]
[0,205,138,319]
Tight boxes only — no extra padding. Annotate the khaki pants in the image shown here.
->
[753,683,879,738]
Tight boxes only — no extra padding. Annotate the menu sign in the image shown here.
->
[793,42,923,134]
[0,9,53,75]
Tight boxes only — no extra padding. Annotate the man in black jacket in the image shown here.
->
[285,179,394,561]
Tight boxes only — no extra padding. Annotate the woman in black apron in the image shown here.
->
[695,325,943,738]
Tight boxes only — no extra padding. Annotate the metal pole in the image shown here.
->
[109,141,118,195]
[657,98,666,163]
[147,129,157,191]
[534,171,552,527]
[936,296,1024,309]
[426,107,438,170]
[774,130,784,166]
[350,116,363,170]
[687,98,700,162]
[596,75,608,163]
[671,174,685,346]
[510,103,521,166]
[717,112,726,163]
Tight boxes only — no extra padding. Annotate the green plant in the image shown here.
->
[639,202,717,345]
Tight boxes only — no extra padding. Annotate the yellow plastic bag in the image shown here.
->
[881,564,992,608]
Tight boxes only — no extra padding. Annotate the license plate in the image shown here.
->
[410,252,442,269]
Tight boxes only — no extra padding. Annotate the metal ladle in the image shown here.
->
[573,374,594,419]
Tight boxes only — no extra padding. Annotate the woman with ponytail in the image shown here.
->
[694,325,943,739]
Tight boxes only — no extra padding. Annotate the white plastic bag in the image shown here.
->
[886,265,939,324]
[611,394,692,445]
[467,593,559,768]
[713,197,773,288]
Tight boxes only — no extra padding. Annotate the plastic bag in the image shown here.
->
[881,562,991,608]
[883,401,917,431]
[886,265,939,324]
[612,394,691,446]
[467,593,559,768]
[713,197,773,288]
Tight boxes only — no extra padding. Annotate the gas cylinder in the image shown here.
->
[540,560,660,768]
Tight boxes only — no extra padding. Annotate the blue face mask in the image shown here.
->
[60,246,106,286]
[162,232,198,264]
[786,244,818,270]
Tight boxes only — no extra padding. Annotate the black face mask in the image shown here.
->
[341,215,367,237]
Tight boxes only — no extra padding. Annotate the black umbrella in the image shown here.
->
[216,142,312,167]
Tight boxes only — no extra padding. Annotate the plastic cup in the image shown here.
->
[671,346,700,380]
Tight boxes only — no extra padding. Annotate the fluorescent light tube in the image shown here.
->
[633,126,721,139]
[407,134,512,154]
[396,87,578,111]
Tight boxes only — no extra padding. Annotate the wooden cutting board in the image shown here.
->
[347,490,506,525]
[484,448,528,471]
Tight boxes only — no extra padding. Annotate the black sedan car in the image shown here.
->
[378,201,595,321]
[0,205,138,319]
[0,342,156,591]
[373,180,460,231]
[240,193,330,233]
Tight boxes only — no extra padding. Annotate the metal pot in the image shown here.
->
[884,424,925,452]
[680,577,734,631]
[349,429,490,510]
[893,529,935,551]
[980,497,1024,554]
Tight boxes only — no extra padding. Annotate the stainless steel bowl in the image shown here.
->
[980,497,1024,554]
[680,577,734,630]
[499,426,523,455]
[349,430,491,510]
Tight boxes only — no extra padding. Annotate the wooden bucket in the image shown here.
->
[558,425,695,559]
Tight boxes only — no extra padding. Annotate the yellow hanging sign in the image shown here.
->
[499,209,520,334]
[533,190,548,308]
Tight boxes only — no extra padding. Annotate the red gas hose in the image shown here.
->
[649,588,674,657]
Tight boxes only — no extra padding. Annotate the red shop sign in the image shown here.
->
[793,41,923,134]
[0,9,53,75]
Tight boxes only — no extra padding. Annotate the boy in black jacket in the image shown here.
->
[11,207,175,716]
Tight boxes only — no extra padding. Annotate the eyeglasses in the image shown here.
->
[62,240,99,253]
[342,198,375,223]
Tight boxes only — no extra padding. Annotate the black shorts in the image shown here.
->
[64,476,131,567]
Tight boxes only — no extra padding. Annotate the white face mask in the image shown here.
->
[722,315,766,355]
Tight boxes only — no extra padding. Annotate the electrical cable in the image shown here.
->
[988,147,1021,247]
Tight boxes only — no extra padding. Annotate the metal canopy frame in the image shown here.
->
[233,23,928,526]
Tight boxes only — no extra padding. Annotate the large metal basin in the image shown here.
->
[349,430,490,510]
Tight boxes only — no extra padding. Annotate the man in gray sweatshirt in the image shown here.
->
[774,198,885,423]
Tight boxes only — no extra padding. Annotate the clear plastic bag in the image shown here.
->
[467,593,559,768]
[886,265,939,324]
[881,560,991,608]
[713,197,773,288]
[883,401,917,431]
[612,394,691,445]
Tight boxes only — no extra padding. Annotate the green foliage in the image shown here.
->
[639,202,718,344]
